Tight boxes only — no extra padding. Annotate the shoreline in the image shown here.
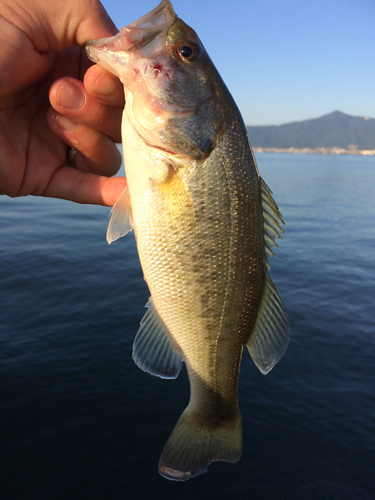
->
[252,146,375,156]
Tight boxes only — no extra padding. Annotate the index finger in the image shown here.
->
[42,166,127,206]
[84,64,125,108]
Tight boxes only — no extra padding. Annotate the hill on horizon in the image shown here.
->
[246,111,375,150]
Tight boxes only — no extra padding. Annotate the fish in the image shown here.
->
[85,0,289,481]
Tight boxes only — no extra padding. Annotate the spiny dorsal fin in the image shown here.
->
[260,177,285,268]
[246,274,290,374]
[132,298,183,379]
[106,185,134,244]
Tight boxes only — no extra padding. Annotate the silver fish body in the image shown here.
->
[86,0,289,481]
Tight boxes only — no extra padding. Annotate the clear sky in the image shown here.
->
[100,0,375,125]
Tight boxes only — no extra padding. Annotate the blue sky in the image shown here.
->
[100,0,375,125]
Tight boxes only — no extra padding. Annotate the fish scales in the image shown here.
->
[134,108,263,413]
[86,0,289,481]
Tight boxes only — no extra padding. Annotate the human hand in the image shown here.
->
[0,0,126,206]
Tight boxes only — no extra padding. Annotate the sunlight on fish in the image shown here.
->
[86,0,289,481]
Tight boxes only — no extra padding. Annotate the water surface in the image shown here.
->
[1,153,374,499]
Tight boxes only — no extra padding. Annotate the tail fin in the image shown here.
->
[158,407,242,481]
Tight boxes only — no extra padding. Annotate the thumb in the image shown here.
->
[9,0,118,52]
[57,0,119,48]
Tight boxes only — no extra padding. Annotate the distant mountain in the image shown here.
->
[246,111,375,150]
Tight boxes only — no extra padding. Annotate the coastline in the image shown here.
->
[252,146,375,156]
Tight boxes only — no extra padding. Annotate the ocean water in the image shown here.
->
[1,153,374,500]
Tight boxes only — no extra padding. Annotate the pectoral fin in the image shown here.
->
[106,186,134,244]
[132,298,183,379]
[155,169,195,231]
[247,275,290,374]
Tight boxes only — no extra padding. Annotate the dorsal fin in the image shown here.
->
[246,178,289,374]
[106,186,134,244]
[260,178,285,268]
[132,298,183,379]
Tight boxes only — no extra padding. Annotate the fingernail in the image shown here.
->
[57,81,85,110]
[54,113,80,131]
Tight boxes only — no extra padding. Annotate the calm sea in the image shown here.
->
[1,153,374,500]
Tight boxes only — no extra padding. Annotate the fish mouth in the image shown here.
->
[120,0,176,52]
[85,0,176,79]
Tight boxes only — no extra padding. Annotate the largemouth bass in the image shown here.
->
[86,0,289,481]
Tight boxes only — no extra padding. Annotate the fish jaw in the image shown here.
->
[85,34,129,82]
[85,0,176,88]
[124,0,176,37]
[86,31,202,157]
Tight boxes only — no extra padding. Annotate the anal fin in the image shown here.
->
[132,298,183,379]
[247,274,290,374]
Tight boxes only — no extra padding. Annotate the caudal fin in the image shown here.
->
[158,408,242,481]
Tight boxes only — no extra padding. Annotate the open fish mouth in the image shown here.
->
[120,0,176,52]
[85,0,176,79]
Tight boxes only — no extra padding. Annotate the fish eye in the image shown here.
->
[176,42,200,62]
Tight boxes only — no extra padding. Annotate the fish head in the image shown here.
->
[86,0,224,161]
